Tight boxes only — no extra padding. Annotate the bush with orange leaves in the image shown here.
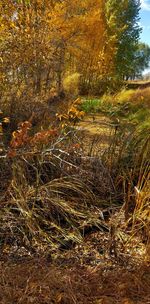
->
[10,121,32,149]
[6,98,85,158]
[7,120,58,158]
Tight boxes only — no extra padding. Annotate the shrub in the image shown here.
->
[63,73,80,96]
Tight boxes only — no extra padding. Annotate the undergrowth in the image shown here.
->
[81,88,150,252]
[0,89,149,260]
[0,89,149,304]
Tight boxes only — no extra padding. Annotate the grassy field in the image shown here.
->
[0,87,150,303]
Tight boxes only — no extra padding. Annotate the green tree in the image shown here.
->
[128,43,150,79]
[105,0,141,80]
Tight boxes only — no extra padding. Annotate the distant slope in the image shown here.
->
[126,81,150,89]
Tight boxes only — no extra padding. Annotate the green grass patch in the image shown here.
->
[82,88,150,122]
[81,98,102,113]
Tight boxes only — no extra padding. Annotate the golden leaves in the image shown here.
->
[56,98,85,128]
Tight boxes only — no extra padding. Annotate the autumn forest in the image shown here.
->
[0,1,150,303]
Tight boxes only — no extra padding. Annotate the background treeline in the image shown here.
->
[0,0,150,99]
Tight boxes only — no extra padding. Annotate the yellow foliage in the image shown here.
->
[0,123,3,135]
[3,117,10,123]
[56,97,85,128]
[63,73,80,95]
[115,89,135,103]
[0,0,120,98]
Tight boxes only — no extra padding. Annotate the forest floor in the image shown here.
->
[0,91,150,304]
[0,231,149,304]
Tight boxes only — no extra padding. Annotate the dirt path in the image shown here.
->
[75,113,114,155]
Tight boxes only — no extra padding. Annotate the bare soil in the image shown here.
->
[75,114,114,155]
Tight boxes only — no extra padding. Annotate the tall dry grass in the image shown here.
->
[0,127,110,254]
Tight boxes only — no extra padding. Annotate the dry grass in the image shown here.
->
[0,258,149,304]
[0,88,150,304]
[80,88,150,252]
[0,141,112,254]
